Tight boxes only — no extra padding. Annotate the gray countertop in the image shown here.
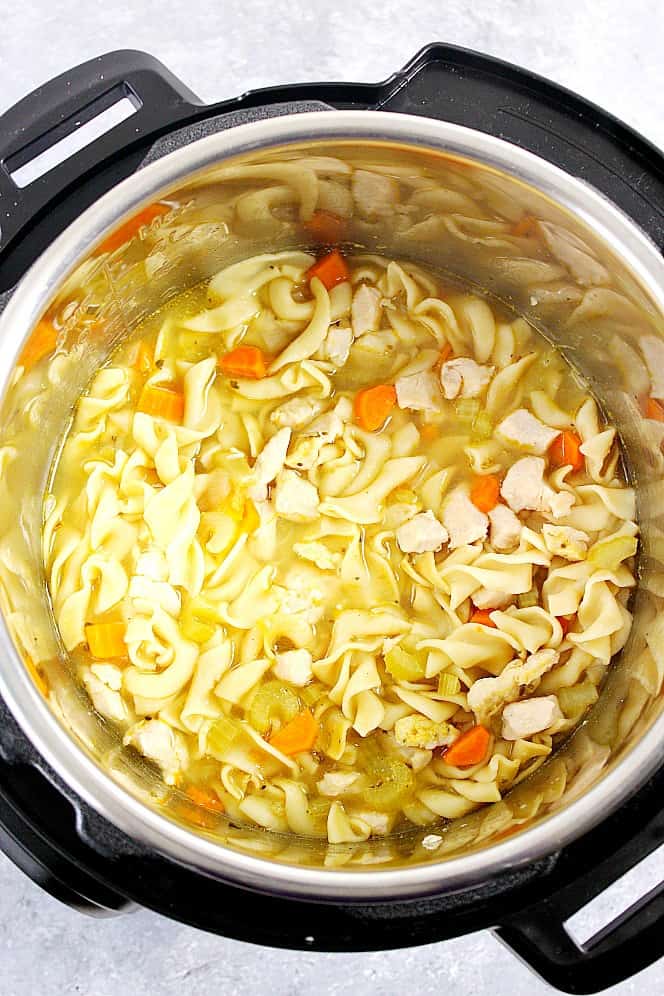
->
[1,1,663,993]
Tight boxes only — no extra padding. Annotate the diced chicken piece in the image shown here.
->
[502,695,562,740]
[471,588,513,610]
[351,284,383,338]
[542,524,590,561]
[396,511,448,554]
[467,649,559,726]
[395,371,443,413]
[500,456,575,519]
[82,668,130,724]
[334,396,353,422]
[350,809,394,835]
[90,663,123,690]
[351,169,399,219]
[488,504,522,552]
[322,326,353,366]
[422,834,443,850]
[123,719,189,785]
[293,540,342,571]
[273,648,314,686]
[640,336,664,400]
[317,771,362,797]
[274,469,319,521]
[496,409,560,455]
[270,397,323,429]
[305,409,344,443]
[285,436,326,471]
[442,488,489,549]
[394,715,456,750]
[441,358,494,399]
[248,427,291,501]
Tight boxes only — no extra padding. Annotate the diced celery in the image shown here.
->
[517,588,540,609]
[180,597,219,644]
[558,679,599,719]
[471,410,493,441]
[437,672,461,696]
[206,714,242,758]
[588,535,638,571]
[248,680,300,735]
[300,682,326,707]
[454,398,481,423]
[384,645,426,681]
[392,488,418,505]
[362,756,414,811]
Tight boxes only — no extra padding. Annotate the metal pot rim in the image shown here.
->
[1,109,664,902]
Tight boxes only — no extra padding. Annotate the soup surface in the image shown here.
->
[44,250,638,842]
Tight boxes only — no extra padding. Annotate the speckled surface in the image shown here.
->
[1,2,663,993]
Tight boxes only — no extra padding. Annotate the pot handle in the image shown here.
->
[0,50,201,257]
[493,779,664,994]
[378,44,664,252]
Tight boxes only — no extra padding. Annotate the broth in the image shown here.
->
[43,251,637,841]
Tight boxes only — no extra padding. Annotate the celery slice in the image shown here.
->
[248,680,300,735]
[384,646,426,681]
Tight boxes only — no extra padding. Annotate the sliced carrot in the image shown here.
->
[304,210,346,244]
[549,429,584,471]
[557,615,576,637]
[25,655,49,697]
[137,384,184,422]
[96,203,170,256]
[185,785,225,813]
[645,396,664,422]
[469,609,497,628]
[354,383,397,432]
[510,215,540,238]
[19,319,58,371]
[470,474,501,513]
[269,709,319,755]
[443,724,491,767]
[133,340,153,375]
[306,249,350,291]
[86,621,126,659]
[219,345,267,380]
[419,422,439,441]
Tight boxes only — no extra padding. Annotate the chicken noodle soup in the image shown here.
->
[43,250,638,842]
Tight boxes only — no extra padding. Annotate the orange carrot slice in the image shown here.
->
[469,609,497,628]
[96,203,170,255]
[137,384,185,422]
[470,474,501,513]
[557,615,575,637]
[219,345,267,380]
[354,384,397,432]
[19,319,58,371]
[306,249,350,290]
[443,725,491,767]
[419,423,439,441]
[645,397,664,422]
[86,621,126,659]
[184,785,225,813]
[269,709,319,755]
[304,210,346,244]
[549,430,584,471]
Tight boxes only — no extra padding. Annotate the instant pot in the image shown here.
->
[1,45,663,994]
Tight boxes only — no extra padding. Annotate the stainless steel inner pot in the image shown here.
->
[1,111,663,902]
